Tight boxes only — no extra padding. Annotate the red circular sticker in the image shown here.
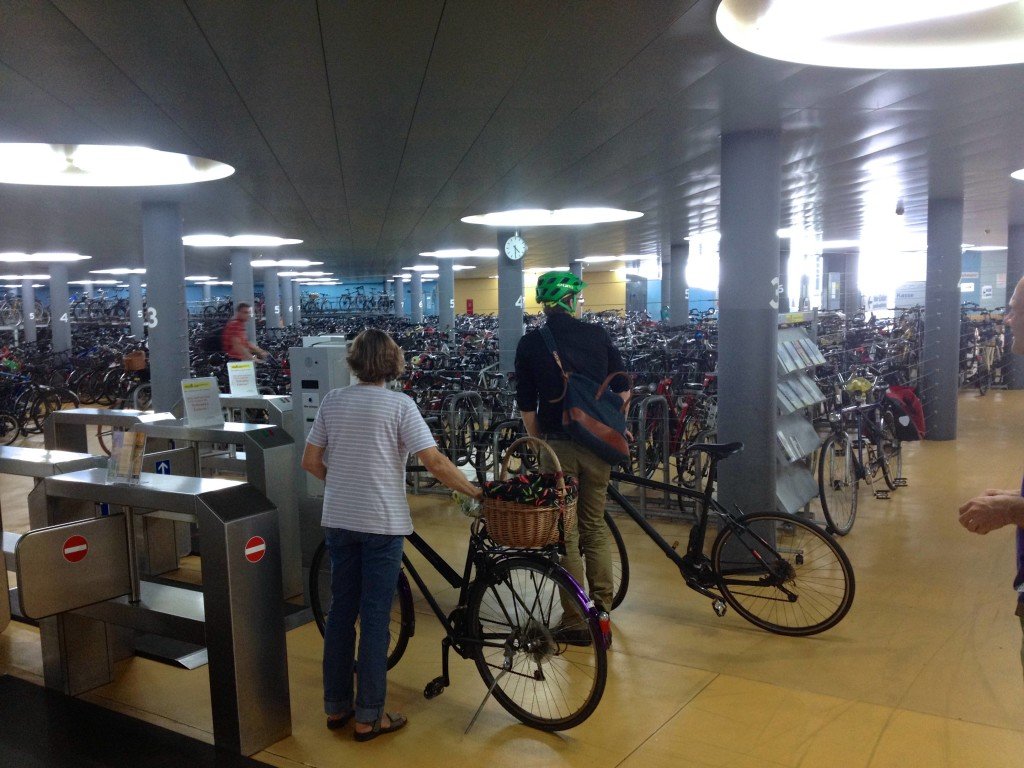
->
[63,535,89,563]
[244,536,266,563]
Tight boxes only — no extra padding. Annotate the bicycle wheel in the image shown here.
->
[711,512,854,636]
[817,432,858,536]
[604,512,629,610]
[0,413,19,445]
[878,411,898,491]
[467,557,607,730]
[130,383,153,411]
[308,540,413,670]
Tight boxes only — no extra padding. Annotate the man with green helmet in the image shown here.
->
[515,270,629,642]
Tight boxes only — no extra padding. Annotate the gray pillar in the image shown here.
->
[202,283,211,303]
[716,130,781,514]
[279,277,293,326]
[82,281,93,299]
[1007,225,1024,388]
[437,260,455,330]
[570,261,584,317]
[21,280,36,343]
[292,281,302,327]
[410,272,423,323]
[49,263,71,352]
[920,197,964,440]
[263,271,280,330]
[497,230,525,372]
[841,251,860,317]
[142,202,189,411]
[128,274,144,338]
[393,280,403,317]
[669,244,689,325]
[778,242,791,312]
[230,249,255,343]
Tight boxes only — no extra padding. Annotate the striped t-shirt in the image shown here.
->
[306,384,435,535]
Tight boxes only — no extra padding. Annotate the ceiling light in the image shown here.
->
[525,266,570,273]
[0,274,50,280]
[2,284,44,288]
[576,256,620,264]
[199,280,232,286]
[963,245,1007,251]
[183,235,303,248]
[0,143,234,186]
[185,275,218,281]
[0,252,92,263]
[277,270,333,277]
[89,267,146,275]
[392,274,412,280]
[451,265,476,271]
[461,208,644,227]
[69,279,117,285]
[716,0,1024,70]
[402,265,440,272]
[820,240,861,249]
[249,259,323,268]
[420,248,499,258]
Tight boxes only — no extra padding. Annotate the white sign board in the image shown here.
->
[960,282,975,293]
[181,377,225,427]
[981,285,993,300]
[894,281,926,309]
[227,361,259,396]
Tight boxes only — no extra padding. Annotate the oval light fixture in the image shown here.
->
[716,0,1024,69]
[461,208,643,227]
[0,274,50,280]
[89,267,146,275]
[0,144,234,186]
[0,252,91,262]
[183,235,303,248]
[185,275,218,281]
[420,248,499,258]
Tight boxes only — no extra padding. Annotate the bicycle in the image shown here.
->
[606,441,855,636]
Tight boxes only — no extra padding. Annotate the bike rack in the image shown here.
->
[633,394,671,517]
[445,390,485,468]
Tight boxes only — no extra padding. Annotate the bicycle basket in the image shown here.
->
[122,351,147,371]
[482,436,577,548]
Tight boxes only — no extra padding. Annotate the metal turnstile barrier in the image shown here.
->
[21,469,290,755]
[220,394,292,429]
[44,408,176,455]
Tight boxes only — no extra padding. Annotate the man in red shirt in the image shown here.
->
[222,303,268,361]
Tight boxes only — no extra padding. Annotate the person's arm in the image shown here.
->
[416,446,482,499]
[301,442,327,481]
[520,410,539,438]
[958,491,1024,534]
[247,339,268,359]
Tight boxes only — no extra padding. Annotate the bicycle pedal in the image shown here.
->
[873,490,891,500]
[895,478,908,487]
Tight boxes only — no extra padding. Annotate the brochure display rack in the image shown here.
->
[775,315,826,514]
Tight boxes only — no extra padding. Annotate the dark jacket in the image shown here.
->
[514,311,628,434]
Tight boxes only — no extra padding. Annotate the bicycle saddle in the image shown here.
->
[688,441,743,460]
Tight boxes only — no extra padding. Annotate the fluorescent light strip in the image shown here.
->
[89,267,145,275]
[250,259,323,268]
[183,235,303,248]
[462,207,643,227]
[420,248,499,258]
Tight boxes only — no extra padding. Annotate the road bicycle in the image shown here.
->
[607,441,855,636]
[817,376,904,536]
[309,516,610,731]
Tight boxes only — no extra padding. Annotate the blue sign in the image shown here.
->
[155,460,171,475]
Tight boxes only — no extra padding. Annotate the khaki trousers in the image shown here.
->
[540,438,614,612]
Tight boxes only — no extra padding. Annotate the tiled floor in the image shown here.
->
[2,392,1024,767]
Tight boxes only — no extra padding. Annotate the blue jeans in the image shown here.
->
[322,527,404,724]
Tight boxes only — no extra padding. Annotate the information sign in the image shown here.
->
[227,360,259,396]
[181,377,225,427]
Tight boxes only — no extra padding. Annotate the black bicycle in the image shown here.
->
[309,517,609,731]
[607,442,855,636]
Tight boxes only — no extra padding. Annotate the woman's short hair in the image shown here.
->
[346,329,405,383]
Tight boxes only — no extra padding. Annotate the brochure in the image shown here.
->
[105,429,147,485]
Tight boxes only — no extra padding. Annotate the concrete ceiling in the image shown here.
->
[1,0,1023,280]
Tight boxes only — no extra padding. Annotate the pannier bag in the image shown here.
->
[886,383,925,440]
[539,325,631,465]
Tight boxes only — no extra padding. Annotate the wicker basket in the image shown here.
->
[122,350,147,371]
[482,436,577,548]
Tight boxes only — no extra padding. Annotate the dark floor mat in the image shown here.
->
[0,675,270,768]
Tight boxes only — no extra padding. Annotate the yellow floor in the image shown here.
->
[2,393,1024,767]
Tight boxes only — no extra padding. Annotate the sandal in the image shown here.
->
[326,711,354,730]
[354,712,408,742]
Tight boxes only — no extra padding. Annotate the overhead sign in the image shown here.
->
[981,285,993,299]
[62,535,88,563]
[227,360,259,396]
[244,536,267,563]
[894,281,926,309]
[181,377,225,427]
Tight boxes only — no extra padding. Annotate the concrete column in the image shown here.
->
[292,281,302,327]
[410,272,423,323]
[21,280,36,344]
[497,229,524,372]
[1007,224,1024,388]
[716,130,781,514]
[921,197,964,440]
[669,243,689,325]
[437,260,455,330]
[279,277,293,326]
[392,280,403,317]
[142,202,189,411]
[570,261,584,316]
[230,249,255,342]
[841,251,860,317]
[49,263,71,352]
[82,281,93,299]
[778,242,791,312]
[263,271,280,330]
[202,283,212,303]
[128,274,144,338]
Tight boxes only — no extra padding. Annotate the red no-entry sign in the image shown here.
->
[62,535,89,563]
[244,536,266,563]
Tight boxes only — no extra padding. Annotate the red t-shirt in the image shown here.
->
[222,318,249,359]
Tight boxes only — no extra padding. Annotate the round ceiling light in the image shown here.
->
[89,267,145,275]
[183,235,303,248]
[0,252,91,263]
[716,0,1024,69]
[451,265,476,271]
[69,279,118,285]
[0,144,234,186]
[277,270,333,277]
[461,208,644,227]
[420,248,499,258]
[185,275,218,281]
[250,259,323,268]
[402,265,441,272]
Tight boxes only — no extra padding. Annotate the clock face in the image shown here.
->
[504,235,527,261]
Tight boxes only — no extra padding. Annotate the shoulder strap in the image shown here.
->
[539,324,569,403]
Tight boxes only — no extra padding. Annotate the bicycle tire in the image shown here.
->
[467,556,607,730]
[878,411,898,491]
[0,413,19,445]
[308,540,413,671]
[604,512,629,610]
[130,383,153,411]
[817,432,858,536]
[29,389,62,433]
[711,512,855,636]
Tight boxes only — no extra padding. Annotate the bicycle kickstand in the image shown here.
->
[465,657,512,734]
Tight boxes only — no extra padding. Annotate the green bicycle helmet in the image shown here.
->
[535,271,586,313]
